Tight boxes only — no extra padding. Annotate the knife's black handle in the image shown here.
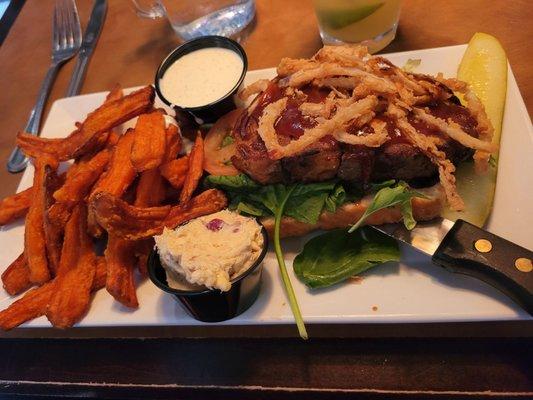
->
[432,219,533,315]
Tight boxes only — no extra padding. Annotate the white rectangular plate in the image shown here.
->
[1,44,532,329]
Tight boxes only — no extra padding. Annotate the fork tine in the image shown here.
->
[51,0,81,57]
[69,0,82,47]
[52,2,60,50]
[65,0,74,47]
[59,0,67,50]
[63,0,82,48]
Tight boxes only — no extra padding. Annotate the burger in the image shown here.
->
[203,45,496,237]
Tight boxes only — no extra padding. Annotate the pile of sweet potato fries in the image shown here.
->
[0,85,227,330]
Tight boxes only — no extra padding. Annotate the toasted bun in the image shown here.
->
[261,184,445,238]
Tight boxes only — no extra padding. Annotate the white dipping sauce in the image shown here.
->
[159,47,244,108]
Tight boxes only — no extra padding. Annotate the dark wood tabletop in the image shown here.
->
[0,0,532,398]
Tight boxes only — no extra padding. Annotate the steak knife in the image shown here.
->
[372,218,533,315]
[66,0,107,96]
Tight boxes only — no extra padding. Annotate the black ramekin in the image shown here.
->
[147,227,268,323]
[154,36,248,124]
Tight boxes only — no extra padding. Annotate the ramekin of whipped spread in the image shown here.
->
[154,210,264,292]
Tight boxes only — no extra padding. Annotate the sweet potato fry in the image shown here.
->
[54,149,111,205]
[47,205,96,328]
[95,200,165,240]
[25,158,58,285]
[131,111,167,172]
[92,191,170,226]
[105,130,120,147]
[87,207,104,238]
[74,131,109,162]
[125,129,175,279]
[43,168,63,275]
[180,133,204,203]
[0,187,32,226]
[135,169,167,209]
[16,86,154,161]
[134,239,153,276]
[133,148,170,275]
[46,250,96,328]
[164,124,182,161]
[164,189,228,230]
[74,85,123,162]
[105,162,166,302]
[45,202,72,230]
[1,253,31,296]
[93,256,107,289]
[160,156,188,190]
[92,189,227,240]
[106,84,124,102]
[56,205,84,277]
[0,252,107,331]
[105,236,139,308]
[0,169,70,227]
[0,281,56,331]
[90,129,137,197]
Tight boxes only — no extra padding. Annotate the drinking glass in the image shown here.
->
[312,0,402,53]
[132,0,256,41]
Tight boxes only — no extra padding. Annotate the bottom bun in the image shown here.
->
[261,184,445,238]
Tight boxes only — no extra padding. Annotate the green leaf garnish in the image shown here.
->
[348,181,427,233]
[370,179,396,192]
[325,183,346,213]
[294,227,400,289]
[206,174,344,225]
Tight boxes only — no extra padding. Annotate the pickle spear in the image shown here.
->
[443,33,507,227]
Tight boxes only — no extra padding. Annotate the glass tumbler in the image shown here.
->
[132,0,256,41]
[312,0,402,53]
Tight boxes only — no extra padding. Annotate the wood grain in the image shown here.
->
[0,338,531,398]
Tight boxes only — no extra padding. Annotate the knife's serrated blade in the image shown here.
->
[372,218,455,257]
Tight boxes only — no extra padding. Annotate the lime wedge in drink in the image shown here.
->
[442,33,508,227]
[318,3,384,30]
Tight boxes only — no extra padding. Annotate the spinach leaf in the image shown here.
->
[400,199,416,230]
[348,181,427,233]
[204,174,259,192]
[294,227,400,289]
[285,192,329,224]
[370,179,396,192]
[235,200,268,217]
[325,183,347,213]
[206,175,343,225]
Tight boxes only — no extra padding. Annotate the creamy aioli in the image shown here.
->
[159,47,244,108]
[154,210,263,292]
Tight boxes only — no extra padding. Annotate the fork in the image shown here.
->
[7,0,82,173]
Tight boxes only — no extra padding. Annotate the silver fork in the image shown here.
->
[7,0,82,173]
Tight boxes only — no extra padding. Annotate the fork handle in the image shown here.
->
[7,61,62,173]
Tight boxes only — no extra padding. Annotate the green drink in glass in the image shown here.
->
[313,0,402,53]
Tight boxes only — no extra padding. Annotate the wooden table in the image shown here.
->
[0,0,532,398]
